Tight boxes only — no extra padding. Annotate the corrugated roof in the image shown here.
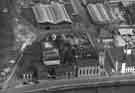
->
[118,28,134,35]
[87,3,119,24]
[87,4,105,23]
[32,3,72,24]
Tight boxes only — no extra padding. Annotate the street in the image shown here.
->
[2,74,135,93]
[0,0,15,67]
[2,0,135,93]
[0,0,99,90]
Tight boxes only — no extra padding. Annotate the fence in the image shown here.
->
[125,67,135,73]
[77,66,100,77]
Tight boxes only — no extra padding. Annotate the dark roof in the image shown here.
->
[77,59,99,67]
[81,0,100,5]
[21,7,72,29]
[99,29,113,39]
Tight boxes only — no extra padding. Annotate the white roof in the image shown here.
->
[43,42,53,48]
[44,60,60,65]
[118,28,134,35]
[32,3,72,24]
[9,60,16,64]
[114,35,126,47]
[87,4,105,23]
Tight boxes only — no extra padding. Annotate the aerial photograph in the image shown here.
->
[1,0,135,93]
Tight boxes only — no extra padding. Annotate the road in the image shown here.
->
[2,74,135,93]
[0,0,99,90]
[72,0,99,48]
[0,0,14,47]
[0,0,15,68]
[2,50,24,89]
[0,0,22,90]
[0,0,125,92]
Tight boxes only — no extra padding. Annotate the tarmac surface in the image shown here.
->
[1,0,134,93]
[0,0,99,89]
[2,74,135,93]
[0,0,15,66]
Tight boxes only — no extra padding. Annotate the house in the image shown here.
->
[98,28,114,48]
[76,49,110,78]
[32,3,72,24]
[77,50,110,78]
[87,3,120,24]
[105,47,124,73]
[77,66,101,77]
[117,28,135,48]
[121,63,135,74]
[81,0,102,6]
[99,28,113,42]
[77,59,100,77]
[118,28,134,36]
[20,2,73,30]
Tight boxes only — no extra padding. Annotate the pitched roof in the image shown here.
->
[77,59,99,67]
[32,3,72,24]
[118,28,134,35]
[99,29,113,39]
[87,3,119,24]
[87,3,105,23]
